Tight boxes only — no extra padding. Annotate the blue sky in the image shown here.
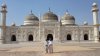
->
[0,0,100,26]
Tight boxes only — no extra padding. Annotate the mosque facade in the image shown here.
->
[0,2,99,44]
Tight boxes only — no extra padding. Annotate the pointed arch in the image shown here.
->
[11,35,16,41]
[46,34,53,41]
[84,34,88,40]
[67,34,72,40]
[28,34,33,41]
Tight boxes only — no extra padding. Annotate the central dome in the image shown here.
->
[25,13,39,21]
[43,10,58,21]
[62,12,75,20]
[61,12,75,25]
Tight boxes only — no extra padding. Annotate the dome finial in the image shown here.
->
[30,10,33,14]
[65,10,69,14]
[49,8,51,12]
[30,10,34,15]
[66,10,68,12]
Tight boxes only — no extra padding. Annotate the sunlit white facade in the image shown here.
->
[0,2,99,44]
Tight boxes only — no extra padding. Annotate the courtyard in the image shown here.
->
[0,42,100,56]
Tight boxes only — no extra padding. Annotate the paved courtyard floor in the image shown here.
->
[0,42,100,56]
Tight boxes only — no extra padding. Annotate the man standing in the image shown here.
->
[48,40,53,53]
[45,39,53,53]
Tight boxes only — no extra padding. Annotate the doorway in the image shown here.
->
[84,34,88,40]
[11,35,16,41]
[46,34,53,41]
[67,34,72,40]
[28,35,33,41]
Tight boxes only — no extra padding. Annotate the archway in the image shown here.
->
[11,35,16,41]
[28,35,33,41]
[46,34,53,41]
[84,34,88,40]
[67,34,72,40]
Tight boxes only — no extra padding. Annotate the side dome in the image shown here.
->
[42,10,58,22]
[25,12,39,21]
[24,11,39,26]
[61,12,75,25]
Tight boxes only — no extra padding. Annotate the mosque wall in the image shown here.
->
[5,26,40,43]
[60,26,94,42]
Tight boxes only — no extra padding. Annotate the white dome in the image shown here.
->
[11,22,16,26]
[84,21,88,25]
[61,12,75,25]
[1,3,7,8]
[92,2,99,12]
[24,11,39,26]
[42,9,58,22]
[92,3,97,6]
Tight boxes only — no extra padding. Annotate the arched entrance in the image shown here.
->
[46,34,53,41]
[11,35,16,41]
[84,34,88,40]
[28,35,33,41]
[67,34,72,40]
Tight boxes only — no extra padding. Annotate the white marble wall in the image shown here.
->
[3,23,94,44]
[60,26,94,42]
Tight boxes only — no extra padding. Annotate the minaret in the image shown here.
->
[0,1,7,43]
[92,3,99,42]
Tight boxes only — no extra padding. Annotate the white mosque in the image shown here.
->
[0,2,99,44]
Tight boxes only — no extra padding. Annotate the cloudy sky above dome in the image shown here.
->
[0,0,100,26]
